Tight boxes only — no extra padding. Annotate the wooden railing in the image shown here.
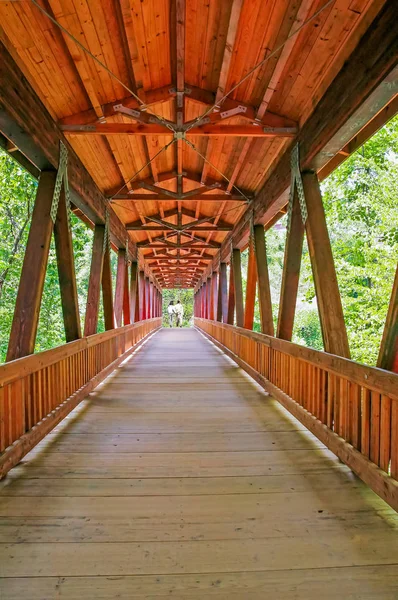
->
[0,318,161,477]
[195,318,398,511]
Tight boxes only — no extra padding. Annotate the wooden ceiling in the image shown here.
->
[0,0,386,287]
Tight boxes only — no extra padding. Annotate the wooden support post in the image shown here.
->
[145,277,150,319]
[232,249,244,327]
[227,262,235,325]
[277,188,304,340]
[217,263,228,323]
[123,262,131,325]
[7,171,57,360]
[129,261,138,323]
[135,272,140,322]
[101,244,115,331]
[302,171,350,358]
[253,224,274,336]
[53,187,81,342]
[114,249,126,327]
[209,272,217,320]
[244,237,257,330]
[84,224,105,336]
[138,271,145,321]
[206,277,212,319]
[378,263,398,372]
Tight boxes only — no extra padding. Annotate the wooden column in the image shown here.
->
[138,271,145,321]
[244,237,257,330]
[209,272,217,320]
[123,262,130,325]
[227,262,235,325]
[135,271,140,322]
[129,261,138,323]
[84,224,106,336]
[53,187,81,342]
[145,277,150,320]
[217,263,228,323]
[101,244,115,331]
[378,263,398,372]
[232,249,244,328]
[302,171,350,358]
[114,249,126,328]
[7,171,57,360]
[202,282,206,319]
[277,188,304,340]
[206,277,212,319]
[253,224,274,336]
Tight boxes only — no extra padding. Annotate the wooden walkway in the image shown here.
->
[0,328,397,599]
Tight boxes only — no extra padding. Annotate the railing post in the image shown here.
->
[378,263,398,372]
[84,224,106,337]
[302,171,350,358]
[101,242,115,331]
[114,249,126,327]
[129,261,138,323]
[253,224,274,336]
[244,235,257,330]
[277,187,304,340]
[7,171,58,360]
[232,249,244,327]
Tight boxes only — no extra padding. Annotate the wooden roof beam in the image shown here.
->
[61,123,296,137]
[128,225,232,231]
[215,0,244,106]
[112,194,247,201]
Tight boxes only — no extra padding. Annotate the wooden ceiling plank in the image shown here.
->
[256,0,314,121]
[215,0,244,105]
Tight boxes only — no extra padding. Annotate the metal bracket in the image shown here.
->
[219,105,247,120]
[290,143,307,225]
[175,131,185,141]
[263,127,297,135]
[50,141,68,223]
[113,104,142,120]
[103,210,110,254]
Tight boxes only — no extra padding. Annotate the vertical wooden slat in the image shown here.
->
[370,391,381,465]
[53,188,81,342]
[379,395,392,472]
[277,187,304,341]
[253,224,274,335]
[7,171,57,361]
[232,249,244,327]
[84,224,105,336]
[302,171,350,358]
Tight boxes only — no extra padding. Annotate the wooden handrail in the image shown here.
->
[0,318,161,477]
[195,318,398,512]
[195,320,398,400]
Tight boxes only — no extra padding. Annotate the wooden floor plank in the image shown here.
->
[0,328,397,597]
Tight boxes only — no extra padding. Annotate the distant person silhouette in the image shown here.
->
[174,299,184,328]
[167,300,175,327]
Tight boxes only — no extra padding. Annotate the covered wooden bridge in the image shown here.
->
[0,0,398,597]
